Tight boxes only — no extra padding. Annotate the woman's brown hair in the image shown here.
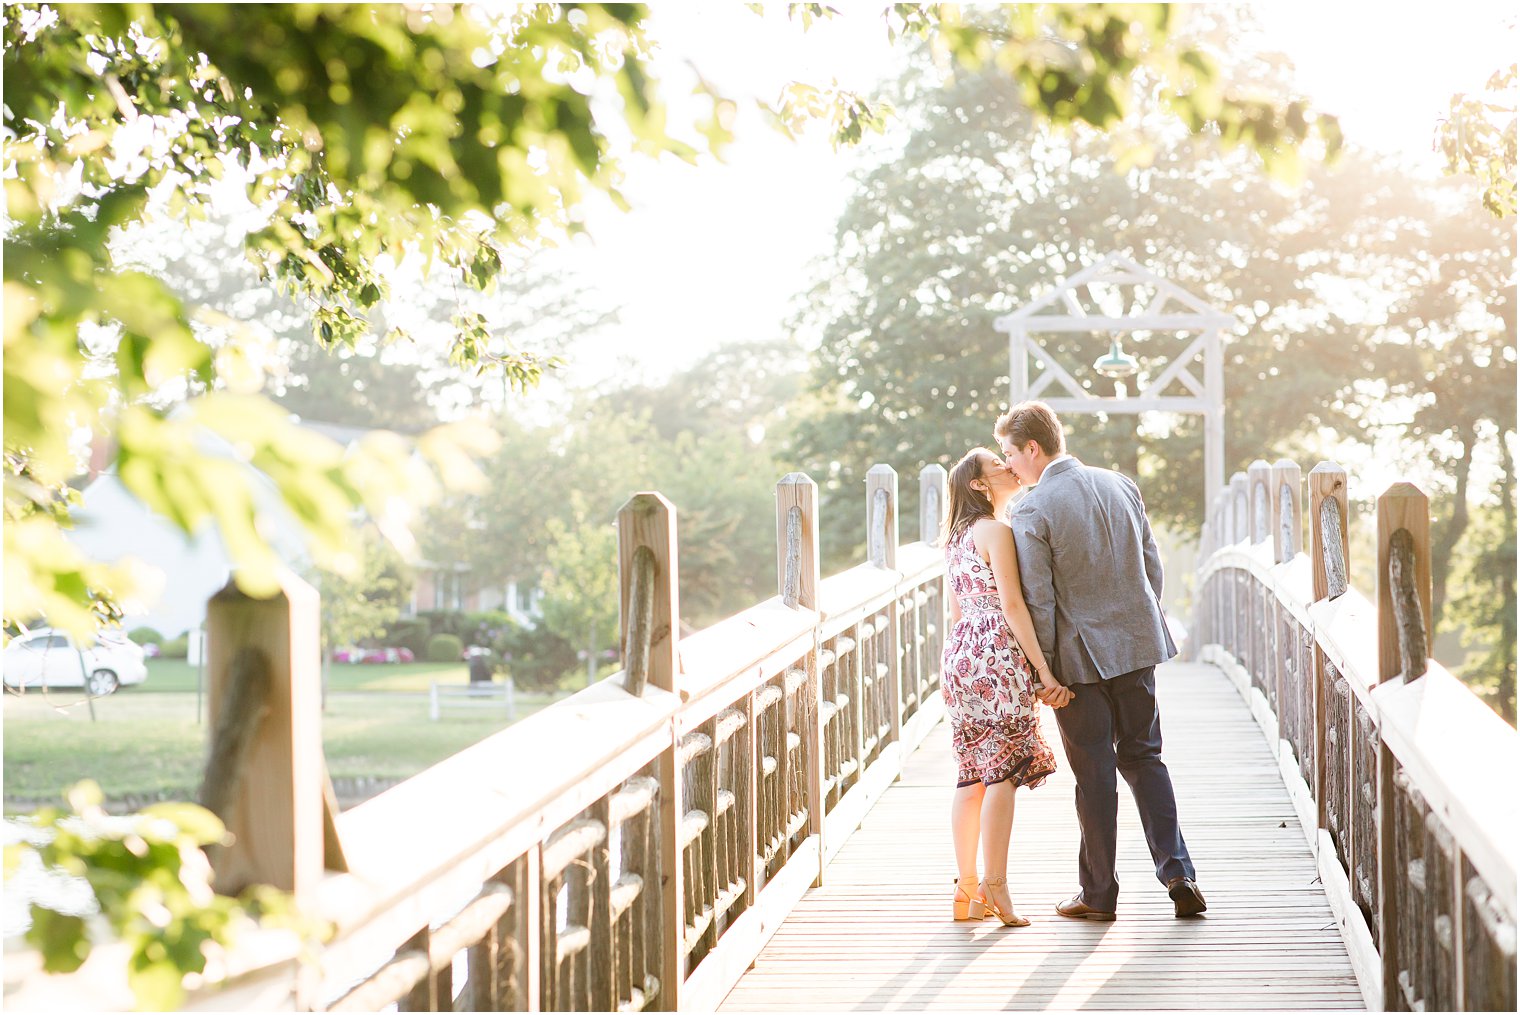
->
[941,447,998,545]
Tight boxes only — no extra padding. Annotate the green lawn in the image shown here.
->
[3,658,567,811]
[137,658,474,692]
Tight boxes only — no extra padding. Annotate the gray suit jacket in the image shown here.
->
[1009,457,1177,685]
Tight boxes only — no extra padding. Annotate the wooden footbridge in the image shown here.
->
[14,459,1516,1012]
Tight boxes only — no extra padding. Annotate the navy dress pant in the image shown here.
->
[1052,665,1195,910]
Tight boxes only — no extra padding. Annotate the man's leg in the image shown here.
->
[1109,666,1195,885]
[1053,685,1120,910]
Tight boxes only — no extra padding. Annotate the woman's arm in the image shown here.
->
[974,519,1073,706]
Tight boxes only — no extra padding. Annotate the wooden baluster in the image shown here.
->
[920,463,947,546]
[1246,460,1273,712]
[400,928,434,1012]
[1377,483,1432,684]
[1389,772,1429,1012]
[743,686,761,912]
[1272,459,1302,565]
[776,474,820,612]
[867,465,903,755]
[1462,859,1518,1012]
[520,845,542,1011]
[1249,459,1274,548]
[493,851,535,1010]
[1204,492,1222,657]
[1309,462,1350,838]
[464,906,496,1012]
[1424,810,1461,1010]
[616,493,681,1011]
[1375,483,1432,1013]
[590,796,614,1011]
[777,473,825,887]
[866,464,898,570]
[1309,463,1351,603]
[618,493,679,698]
[203,573,341,925]
[1271,460,1304,772]
[1212,491,1226,547]
[1231,472,1249,546]
[1229,472,1248,660]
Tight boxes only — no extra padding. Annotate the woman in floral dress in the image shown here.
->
[942,448,1070,927]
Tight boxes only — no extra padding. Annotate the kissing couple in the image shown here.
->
[940,400,1207,927]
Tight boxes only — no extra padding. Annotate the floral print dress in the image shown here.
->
[941,526,1057,789]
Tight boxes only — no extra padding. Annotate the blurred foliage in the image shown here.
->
[1446,448,1517,724]
[3,2,714,638]
[3,780,315,1011]
[773,3,1342,180]
[1437,62,1518,218]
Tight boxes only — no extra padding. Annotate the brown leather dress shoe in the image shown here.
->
[1055,894,1116,921]
[1168,877,1207,917]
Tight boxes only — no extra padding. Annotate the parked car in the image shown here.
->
[332,646,416,664]
[2,627,148,695]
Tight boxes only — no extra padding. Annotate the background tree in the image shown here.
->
[309,526,410,675]
[786,50,1363,570]
[539,496,620,687]
[783,11,1515,726]
[1388,204,1516,628]
[1444,443,1517,723]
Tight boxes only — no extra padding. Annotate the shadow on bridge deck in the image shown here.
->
[720,661,1365,1011]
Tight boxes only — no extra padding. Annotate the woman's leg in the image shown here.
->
[981,780,1015,877]
[951,782,985,883]
[981,779,1020,915]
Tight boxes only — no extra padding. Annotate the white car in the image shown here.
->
[3,628,148,696]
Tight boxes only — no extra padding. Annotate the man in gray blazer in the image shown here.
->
[996,400,1205,920]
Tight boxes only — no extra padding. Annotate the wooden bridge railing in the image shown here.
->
[175,462,950,1011]
[1194,459,1518,1012]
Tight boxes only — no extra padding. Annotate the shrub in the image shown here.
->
[380,618,432,657]
[496,624,577,693]
[425,633,464,663]
[464,609,514,647]
[159,635,189,659]
[127,626,163,646]
[417,610,468,638]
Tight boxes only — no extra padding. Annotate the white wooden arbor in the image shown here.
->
[993,253,1233,506]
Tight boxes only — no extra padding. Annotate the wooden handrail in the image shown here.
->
[1194,464,1518,1013]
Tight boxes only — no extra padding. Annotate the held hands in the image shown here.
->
[1035,669,1073,708]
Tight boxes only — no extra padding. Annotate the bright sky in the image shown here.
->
[551,1,1517,390]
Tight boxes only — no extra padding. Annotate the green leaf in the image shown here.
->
[26,908,90,974]
[139,803,228,847]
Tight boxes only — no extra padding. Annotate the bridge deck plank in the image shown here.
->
[719,661,1365,1010]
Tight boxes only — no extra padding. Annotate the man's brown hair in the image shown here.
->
[994,401,1065,457]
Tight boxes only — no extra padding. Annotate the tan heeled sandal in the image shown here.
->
[953,876,985,921]
[979,875,1031,927]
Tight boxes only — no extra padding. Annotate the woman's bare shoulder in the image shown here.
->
[969,516,1011,552]
[971,516,1011,536]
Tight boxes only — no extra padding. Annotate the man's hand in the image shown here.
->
[1036,683,1074,708]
